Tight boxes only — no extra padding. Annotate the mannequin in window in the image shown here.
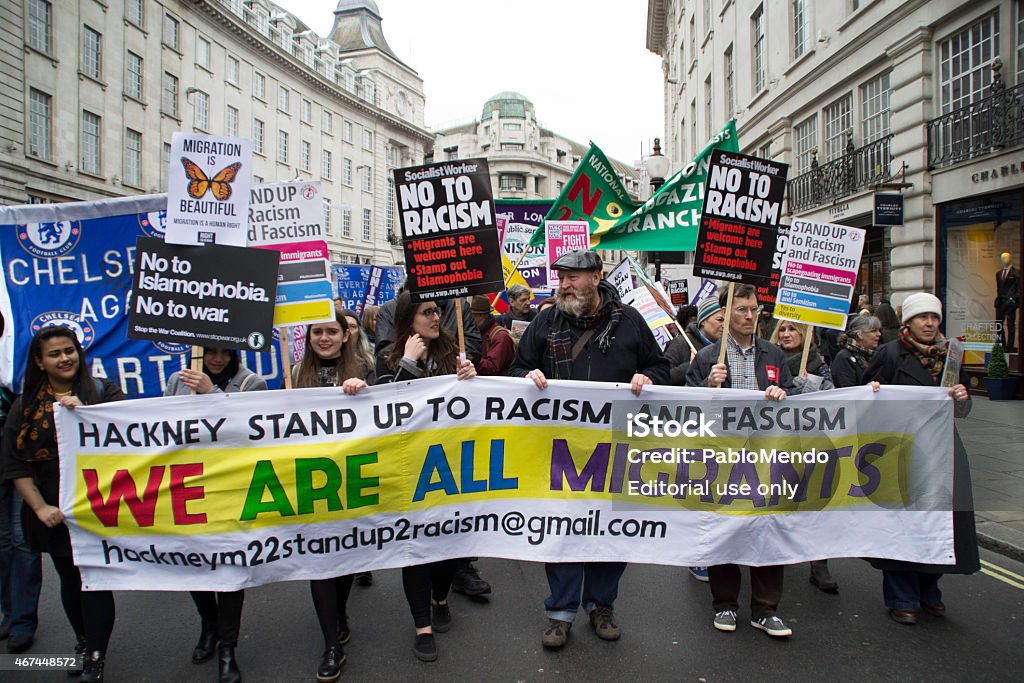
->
[995,252,1020,352]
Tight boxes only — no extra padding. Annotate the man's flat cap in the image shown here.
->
[551,249,603,272]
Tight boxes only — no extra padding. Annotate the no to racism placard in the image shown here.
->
[129,237,279,352]
[694,150,788,287]
[56,380,957,591]
[774,219,865,330]
[248,182,334,327]
[166,133,253,246]
[393,159,503,301]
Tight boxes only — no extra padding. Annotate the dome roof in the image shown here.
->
[334,0,381,18]
[482,92,534,119]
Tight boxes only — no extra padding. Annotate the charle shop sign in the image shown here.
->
[971,160,1024,184]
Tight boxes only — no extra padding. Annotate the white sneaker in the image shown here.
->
[750,616,792,637]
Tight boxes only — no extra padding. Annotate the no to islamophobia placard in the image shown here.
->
[393,159,503,301]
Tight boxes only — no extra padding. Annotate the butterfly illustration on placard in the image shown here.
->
[181,158,242,201]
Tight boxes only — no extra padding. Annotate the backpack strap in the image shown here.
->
[570,329,595,362]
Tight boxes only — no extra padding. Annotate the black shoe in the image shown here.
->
[451,563,491,596]
[354,571,373,587]
[7,633,33,653]
[192,627,218,664]
[218,642,241,683]
[338,618,352,647]
[431,602,452,633]
[809,560,839,593]
[412,633,437,662]
[316,645,346,683]
[68,636,87,677]
[80,651,105,683]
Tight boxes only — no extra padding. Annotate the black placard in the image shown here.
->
[129,237,279,351]
[665,279,689,306]
[873,193,904,226]
[693,150,789,288]
[392,158,503,301]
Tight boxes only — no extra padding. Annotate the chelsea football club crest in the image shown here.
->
[30,311,96,349]
[17,220,82,258]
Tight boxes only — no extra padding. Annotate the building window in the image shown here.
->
[363,129,373,151]
[704,74,713,139]
[301,98,312,124]
[759,142,772,159]
[163,14,179,50]
[126,51,143,100]
[253,71,266,99]
[162,72,179,117]
[322,110,333,133]
[689,14,696,65]
[861,72,891,143]
[194,90,209,130]
[80,111,101,174]
[362,166,372,192]
[386,178,395,231]
[124,128,142,187]
[362,209,372,241]
[1018,0,1024,85]
[253,118,265,154]
[342,209,351,237]
[724,45,735,121]
[323,202,332,236]
[690,98,697,155]
[446,146,459,161]
[301,140,311,172]
[501,143,524,151]
[277,130,289,164]
[226,55,239,85]
[28,0,51,54]
[939,12,999,114]
[499,174,526,191]
[343,120,353,143]
[161,141,171,188]
[322,149,332,179]
[794,114,818,174]
[278,86,290,112]
[82,26,102,79]
[823,94,852,161]
[196,35,211,69]
[28,88,50,159]
[126,0,144,27]
[792,0,808,59]
[752,5,766,93]
[226,105,239,137]
[503,122,522,131]
[703,0,712,36]
[343,158,353,185]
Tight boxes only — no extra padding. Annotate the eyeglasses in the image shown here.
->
[733,306,763,316]
[418,307,441,318]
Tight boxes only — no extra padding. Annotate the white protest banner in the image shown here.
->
[622,287,675,330]
[942,339,965,388]
[608,260,635,299]
[775,220,866,330]
[545,220,591,287]
[247,181,334,327]
[57,380,956,591]
[166,133,253,246]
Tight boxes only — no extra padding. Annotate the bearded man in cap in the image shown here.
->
[508,249,669,650]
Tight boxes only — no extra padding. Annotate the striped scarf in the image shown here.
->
[548,281,623,380]
[898,326,946,382]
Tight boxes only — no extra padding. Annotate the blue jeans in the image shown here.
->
[0,486,42,637]
[544,562,627,622]
[882,569,942,611]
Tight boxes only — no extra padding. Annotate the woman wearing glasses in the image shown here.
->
[371,291,476,662]
[291,312,369,683]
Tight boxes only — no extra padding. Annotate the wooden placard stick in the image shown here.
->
[455,297,467,363]
[189,345,203,395]
[798,323,814,377]
[715,282,735,386]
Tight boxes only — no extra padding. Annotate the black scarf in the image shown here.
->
[547,280,623,380]
[784,346,823,378]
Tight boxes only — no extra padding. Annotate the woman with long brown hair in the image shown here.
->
[290,312,368,683]
[2,326,124,682]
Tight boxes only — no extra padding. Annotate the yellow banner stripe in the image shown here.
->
[774,303,846,330]
[273,299,335,326]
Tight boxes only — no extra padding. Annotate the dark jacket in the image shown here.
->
[684,337,796,393]
[831,347,870,388]
[375,296,481,364]
[497,307,537,330]
[862,339,979,574]
[508,301,670,385]
[996,265,1020,309]
[2,378,124,556]
[477,316,516,377]
[664,323,707,386]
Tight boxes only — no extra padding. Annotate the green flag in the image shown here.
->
[590,120,739,251]
[527,142,639,249]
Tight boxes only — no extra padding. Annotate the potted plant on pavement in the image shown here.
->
[983,341,1018,400]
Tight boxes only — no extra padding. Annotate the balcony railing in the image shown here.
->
[787,133,893,214]
[927,62,1024,168]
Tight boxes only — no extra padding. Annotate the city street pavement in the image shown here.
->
[8,549,1024,682]
[958,397,1024,561]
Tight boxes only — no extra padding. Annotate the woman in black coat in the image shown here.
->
[2,327,124,681]
[831,315,883,388]
[862,293,978,625]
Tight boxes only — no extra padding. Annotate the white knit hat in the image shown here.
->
[900,292,942,324]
